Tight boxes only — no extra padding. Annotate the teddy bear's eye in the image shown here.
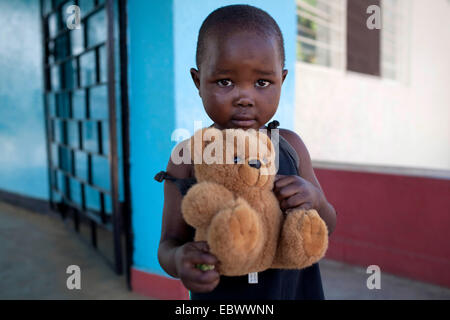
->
[248,159,262,169]
[233,156,242,164]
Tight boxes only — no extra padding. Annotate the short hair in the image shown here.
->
[195,5,285,69]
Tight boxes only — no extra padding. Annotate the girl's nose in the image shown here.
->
[234,92,255,107]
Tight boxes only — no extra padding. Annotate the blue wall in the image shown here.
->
[0,0,49,200]
[128,0,296,276]
[128,0,176,275]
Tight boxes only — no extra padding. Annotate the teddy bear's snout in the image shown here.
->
[248,159,261,169]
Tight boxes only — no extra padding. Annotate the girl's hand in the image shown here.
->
[273,174,325,212]
[174,241,220,293]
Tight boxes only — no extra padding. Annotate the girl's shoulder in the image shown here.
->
[270,127,304,155]
[276,127,300,139]
[276,128,306,153]
[155,139,195,196]
[167,138,195,179]
[270,127,311,178]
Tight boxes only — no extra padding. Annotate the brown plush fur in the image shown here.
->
[181,127,328,276]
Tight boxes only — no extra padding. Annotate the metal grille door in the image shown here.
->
[40,0,129,276]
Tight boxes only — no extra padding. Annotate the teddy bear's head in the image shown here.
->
[188,127,277,192]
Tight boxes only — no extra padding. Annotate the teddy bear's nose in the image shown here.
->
[248,159,261,169]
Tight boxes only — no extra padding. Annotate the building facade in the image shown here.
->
[0,0,448,299]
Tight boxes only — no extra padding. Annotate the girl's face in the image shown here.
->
[191,31,288,130]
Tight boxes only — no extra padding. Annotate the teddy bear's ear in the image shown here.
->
[258,130,274,154]
[257,130,277,175]
[189,127,223,164]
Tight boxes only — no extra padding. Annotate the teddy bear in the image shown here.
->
[181,127,328,276]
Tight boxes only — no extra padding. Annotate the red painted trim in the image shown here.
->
[315,168,450,288]
[131,268,189,300]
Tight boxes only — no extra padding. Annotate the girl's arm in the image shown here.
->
[157,140,220,292]
[157,155,194,277]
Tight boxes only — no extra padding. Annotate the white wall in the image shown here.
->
[295,0,450,172]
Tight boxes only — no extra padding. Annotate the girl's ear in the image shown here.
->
[281,69,288,84]
[190,68,201,96]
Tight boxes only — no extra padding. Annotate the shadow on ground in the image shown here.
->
[1,201,449,300]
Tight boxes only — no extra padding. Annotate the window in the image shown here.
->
[381,0,410,82]
[296,0,347,69]
[297,0,410,82]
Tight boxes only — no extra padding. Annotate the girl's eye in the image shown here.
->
[256,80,271,88]
[217,79,233,87]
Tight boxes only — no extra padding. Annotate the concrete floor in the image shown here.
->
[0,201,149,300]
[320,259,450,300]
[1,201,449,300]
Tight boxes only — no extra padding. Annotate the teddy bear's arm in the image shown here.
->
[181,181,235,228]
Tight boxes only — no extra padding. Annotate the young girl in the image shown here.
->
[156,5,337,300]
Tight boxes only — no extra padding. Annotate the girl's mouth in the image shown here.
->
[231,119,256,127]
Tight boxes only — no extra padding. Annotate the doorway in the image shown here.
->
[40,0,132,285]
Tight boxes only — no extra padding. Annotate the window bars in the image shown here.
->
[296,0,347,69]
[381,0,410,82]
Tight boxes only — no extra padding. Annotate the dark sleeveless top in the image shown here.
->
[154,120,324,300]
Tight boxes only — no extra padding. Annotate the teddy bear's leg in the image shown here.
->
[182,182,235,228]
[272,209,328,270]
[207,198,264,275]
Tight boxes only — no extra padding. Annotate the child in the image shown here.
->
[156,5,337,300]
